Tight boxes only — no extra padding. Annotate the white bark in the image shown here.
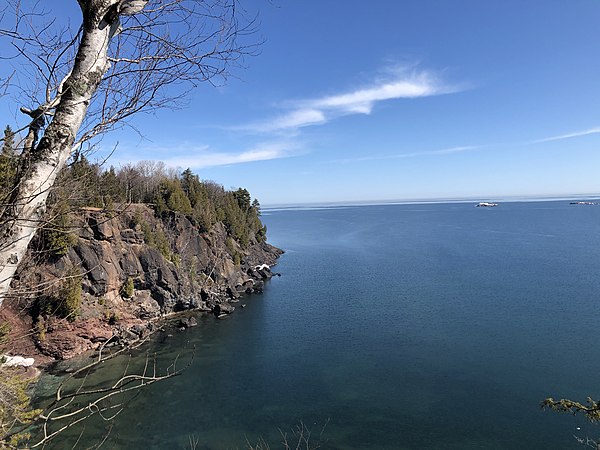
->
[0,0,126,306]
[0,0,250,307]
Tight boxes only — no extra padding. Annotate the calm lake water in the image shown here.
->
[34,201,600,449]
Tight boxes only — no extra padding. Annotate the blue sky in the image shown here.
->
[2,1,600,205]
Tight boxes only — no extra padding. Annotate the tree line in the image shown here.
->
[0,125,267,256]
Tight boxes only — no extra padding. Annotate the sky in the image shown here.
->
[2,1,600,205]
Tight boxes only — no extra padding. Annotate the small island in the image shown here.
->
[476,202,499,207]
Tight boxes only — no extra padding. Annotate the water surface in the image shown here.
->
[35,201,600,449]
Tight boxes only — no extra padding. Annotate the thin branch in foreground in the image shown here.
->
[2,337,195,448]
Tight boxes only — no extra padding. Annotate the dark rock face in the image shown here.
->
[14,205,283,359]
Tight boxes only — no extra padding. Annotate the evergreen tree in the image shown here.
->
[232,188,251,211]
[100,166,125,207]
[0,125,17,203]
[155,178,192,215]
[2,125,15,155]
[252,198,261,215]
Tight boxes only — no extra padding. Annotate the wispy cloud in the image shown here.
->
[127,66,464,171]
[304,71,453,114]
[423,146,478,156]
[240,68,462,134]
[252,109,327,133]
[112,142,299,170]
[533,126,600,143]
[333,145,479,164]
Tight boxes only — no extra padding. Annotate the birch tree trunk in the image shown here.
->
[0,0,251,307]
[0,0,126,306]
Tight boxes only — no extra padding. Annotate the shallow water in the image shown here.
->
[33,201,600,449]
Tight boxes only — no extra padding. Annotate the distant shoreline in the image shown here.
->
[263,194,600,210]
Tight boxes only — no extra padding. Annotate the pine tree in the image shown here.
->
[1,125,14,155]
[0,125,17,203]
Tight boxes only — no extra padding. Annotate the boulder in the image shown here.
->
[88,216,115,241]
[177,316,198,329]
[253,280,265,293]
[257,266,272,279]
[174,297,200,311]
[213,302,234,316]
[135,291,161,319]
[130,324,147,338]
[226,286,240,299]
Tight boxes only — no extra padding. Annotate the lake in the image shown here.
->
[34,201,600,449]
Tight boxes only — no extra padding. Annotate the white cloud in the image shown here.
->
[306,72,451,115]
[426,146,478,156]
[533,126,600,143]
[241,68,460,134]
[334,146,479,164]
[112,142,297,170]
[248,109,327,133]
[163,148,283,169]
[116,66,463,171]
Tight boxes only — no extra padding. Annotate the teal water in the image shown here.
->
[34,201,600,449]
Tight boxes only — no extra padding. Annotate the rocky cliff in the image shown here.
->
[5,205,282,360]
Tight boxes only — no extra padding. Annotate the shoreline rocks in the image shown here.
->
[6,205,283,363]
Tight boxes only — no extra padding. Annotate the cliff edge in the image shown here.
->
[3,204,282,361]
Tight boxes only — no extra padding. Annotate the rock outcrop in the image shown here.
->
[8,205,282,360]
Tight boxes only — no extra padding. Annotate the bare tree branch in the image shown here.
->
[2,332,195,448]
[0,0,260,307]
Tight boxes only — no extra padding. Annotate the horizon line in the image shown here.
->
[262,193,600,209]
